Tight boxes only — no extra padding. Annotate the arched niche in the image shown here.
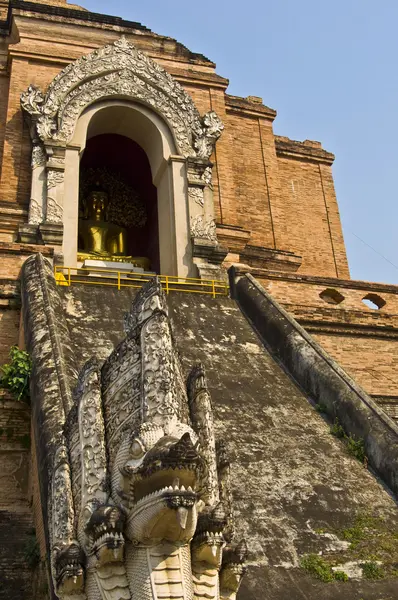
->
[80,134,160,272]
[63,100,189,275]
[20,37,225,278]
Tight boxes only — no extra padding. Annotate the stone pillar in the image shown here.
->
[187,158,227,280]
[63,145,80,267]
[18,144,47,244]
[169,155,192,278]
[39,145,65,250]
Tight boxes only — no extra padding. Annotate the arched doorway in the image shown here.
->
[79,133,160,273]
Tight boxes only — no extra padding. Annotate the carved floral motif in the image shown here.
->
[190,215,218,242]
[47,170,64,189]
[31,145,46,169]
[28,199,43,225]
[202,165,213,187]
[193,111,224,159]
[20,85,45,116]
[46,197,63,224]
[188,186,205,208]
[20,38,223,160]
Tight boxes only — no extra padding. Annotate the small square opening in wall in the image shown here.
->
[319,288,345,305]
[362,293,386,310]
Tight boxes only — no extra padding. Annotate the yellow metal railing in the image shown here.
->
[54,266,229,298]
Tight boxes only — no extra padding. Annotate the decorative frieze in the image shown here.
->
[20,37,224,162]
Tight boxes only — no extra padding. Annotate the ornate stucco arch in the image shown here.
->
[20,37,224,276]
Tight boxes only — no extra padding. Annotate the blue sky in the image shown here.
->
[80,0,398,284]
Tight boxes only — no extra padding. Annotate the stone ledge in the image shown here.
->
[239,245,302,272]
[225,94,277,120]
[0,241,54,257]
[216,224,251,253]
[275,135,335,164]
[302,319,398,339]
[7,1,215,66]
[9,0,150,30]
[254,269,398,295]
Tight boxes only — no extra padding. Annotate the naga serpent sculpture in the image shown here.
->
[49,278,247,600]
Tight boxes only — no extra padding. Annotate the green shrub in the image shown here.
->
[330,418,345,439]
[361,561,384,579]
[301,554,350,582]
[333,570,349,582]
[347,435,366,463]
[0,346,31,402]
[301,554,334,582]
[329,418,367,464]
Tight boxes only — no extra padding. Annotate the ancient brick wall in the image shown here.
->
[313,333,398,396]
[275,156,345,278]
[256,272,398,414]
[0,391,35,599]
[0,2,350,278]
[0,308,20,364]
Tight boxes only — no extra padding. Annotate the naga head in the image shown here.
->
[53,541,85,596]
[220,540,248,599]
[51,277,247,598]
[118,423,205,545]
[192,503,228,570]
[84,504,126,566]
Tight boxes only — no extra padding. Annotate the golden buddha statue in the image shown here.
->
[78,190,151,270]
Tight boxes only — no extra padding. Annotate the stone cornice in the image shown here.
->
[302,320,398,339]
[172,70,229,90]
[225,94,277,120]
[10,0,150,31]
[5,1,215,66]
[0,240,54,256]
[256,270,398,295]
[275,135,335,164]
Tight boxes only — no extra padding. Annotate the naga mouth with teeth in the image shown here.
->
[124,432,205,543]
[85,505,126,564]
[54,541,85,594]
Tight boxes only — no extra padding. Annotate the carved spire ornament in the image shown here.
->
[51,278,246,600]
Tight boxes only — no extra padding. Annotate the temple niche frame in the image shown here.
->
[20,37,225,277]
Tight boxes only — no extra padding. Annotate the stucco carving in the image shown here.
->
[50,278,246,600]
[193,111,224,159]
[21,85,45,116]
[20,37,223,161]
[189,186,205,208]
[46,198,63,223]
[31,145,46,169]
[28,199,43,225]
[47,170,64,189]
[46,169,64,223]
[202,166,213,187]
[191,215,218,242]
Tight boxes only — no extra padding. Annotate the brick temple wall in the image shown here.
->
[0,390,35,599]
[257,271,398,417]
[0,1,349,279]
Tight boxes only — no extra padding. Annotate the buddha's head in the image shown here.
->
[86,190,109,221]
